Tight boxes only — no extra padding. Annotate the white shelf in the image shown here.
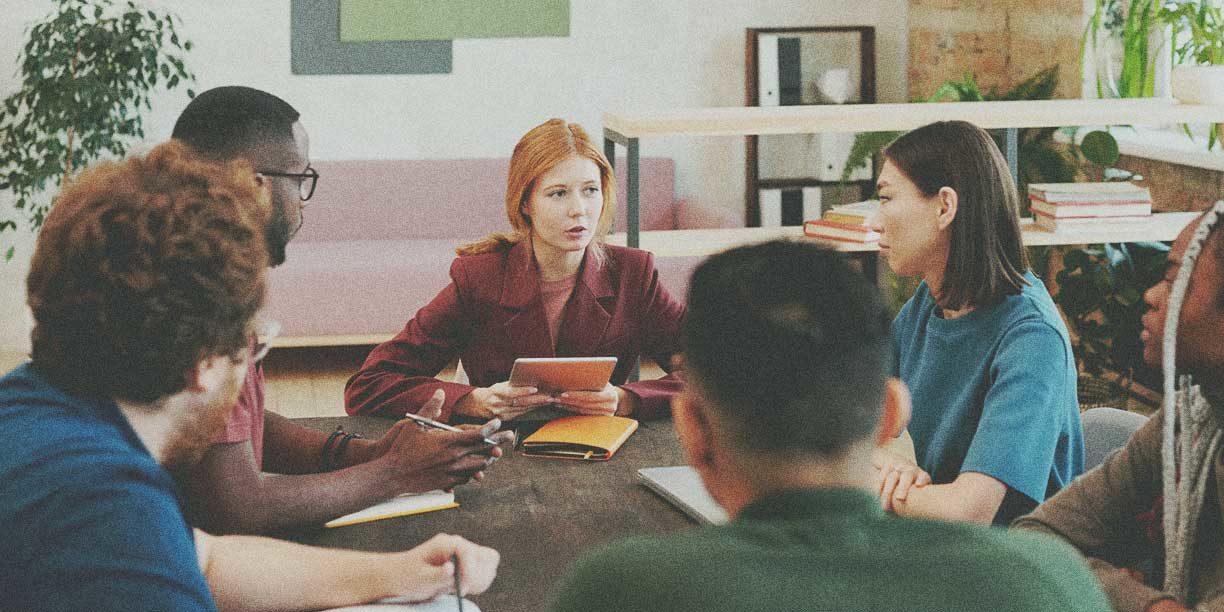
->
[604,99,1224,138]
[606,212,1199,258]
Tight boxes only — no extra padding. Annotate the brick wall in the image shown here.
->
[908,0,1083,99]
[908,0,1222,214]
[1114,155,1224,212]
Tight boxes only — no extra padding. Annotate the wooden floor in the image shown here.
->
[261,345,463,418]
[260,345,369,418]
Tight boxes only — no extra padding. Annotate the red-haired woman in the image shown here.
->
[345,118,683,423]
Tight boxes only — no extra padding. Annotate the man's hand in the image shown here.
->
[384,533,500,602]
[454,382,553,420]
[371,390,515,493]
[872,448,931,512]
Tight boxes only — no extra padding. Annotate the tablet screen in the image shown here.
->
[508,357,618,395]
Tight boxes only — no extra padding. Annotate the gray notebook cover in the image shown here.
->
[637,465,729,525]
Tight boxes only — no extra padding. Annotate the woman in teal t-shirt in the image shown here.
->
[870,120,1084,526]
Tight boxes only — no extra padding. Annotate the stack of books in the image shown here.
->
[1027,182,1152,231]
[803,200,880,243]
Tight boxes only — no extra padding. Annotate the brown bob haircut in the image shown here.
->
[27,140,270,403]
[457,118,616,258]
[882,120,1030,309]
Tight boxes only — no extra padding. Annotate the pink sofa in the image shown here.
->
[265,158,729,344]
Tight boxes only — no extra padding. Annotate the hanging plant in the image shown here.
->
[0,0,195,260]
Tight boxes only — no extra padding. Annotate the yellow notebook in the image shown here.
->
[520,415,639,461]
[324,490,458,528]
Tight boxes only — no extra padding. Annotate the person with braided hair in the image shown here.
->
[1014,201,1224,612]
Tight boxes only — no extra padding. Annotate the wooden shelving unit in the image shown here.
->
[603,98,1224,249]
[744,26,875,227]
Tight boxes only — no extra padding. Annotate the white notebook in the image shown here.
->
[325,489,458,528]
[637,465,728,525]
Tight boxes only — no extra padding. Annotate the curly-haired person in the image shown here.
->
[0,141,499,612]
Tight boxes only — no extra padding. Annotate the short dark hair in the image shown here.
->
[883,120,1030,309]
[171,85,300,162]
[682,240,893,457]
[27,140,269,403]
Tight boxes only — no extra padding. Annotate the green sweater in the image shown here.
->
[550,488,1111,612]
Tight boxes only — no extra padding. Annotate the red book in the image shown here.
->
[803,219,880,243]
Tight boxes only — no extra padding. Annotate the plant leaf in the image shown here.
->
[1080,130,1120,166]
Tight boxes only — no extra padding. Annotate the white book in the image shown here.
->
[759,188,783,227]
[325,489,457,528]
[758,34,780,106]
[638,466,728,525]
[801,186,822,221]
[1030,200,1152,218]
[1034,213,1152,232]
[1028,182,1151,202]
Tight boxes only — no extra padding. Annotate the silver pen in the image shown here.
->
[402,412,500,446]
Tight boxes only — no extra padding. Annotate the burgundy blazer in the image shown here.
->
[344,241,684,421]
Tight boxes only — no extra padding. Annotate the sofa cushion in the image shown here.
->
[297,157,678,243]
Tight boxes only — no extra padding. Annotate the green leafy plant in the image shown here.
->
[0,0,195,260]
[1084,0,1163,98]
[1164,0,1224,65]
[841,66,1119,191]
[1162,0,1224,150]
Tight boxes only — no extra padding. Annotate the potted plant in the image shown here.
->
[842,66,1121,202]
[0,0,195,260]
[1084,0,1167,98]
[1164,0,1224,153]
[1054,240,1169,409]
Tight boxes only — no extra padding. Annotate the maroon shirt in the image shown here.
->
[344,242,684,421]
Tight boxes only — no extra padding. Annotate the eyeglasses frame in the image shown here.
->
[259,165,319,201]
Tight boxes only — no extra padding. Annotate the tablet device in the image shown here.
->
[508,357,617,395]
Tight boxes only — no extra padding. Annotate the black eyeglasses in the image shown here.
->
[259,165,319,201]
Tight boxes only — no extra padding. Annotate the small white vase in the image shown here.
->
[1172,65,1224,104]
[817,69,852,104]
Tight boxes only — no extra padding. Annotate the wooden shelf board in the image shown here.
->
[605,99,1224,138]
[606,212,1199,258]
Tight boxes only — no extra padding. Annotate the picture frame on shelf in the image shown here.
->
[745,26,876,227]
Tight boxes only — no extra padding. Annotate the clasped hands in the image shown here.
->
[360,389,516,494]
[872,448,931,513]
[457,381,628,420]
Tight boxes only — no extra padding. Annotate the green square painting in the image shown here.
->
[339,0,569,42]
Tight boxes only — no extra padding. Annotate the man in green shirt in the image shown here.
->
[549,240,1111,612]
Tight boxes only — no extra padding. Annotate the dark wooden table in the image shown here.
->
[287,416,694,612]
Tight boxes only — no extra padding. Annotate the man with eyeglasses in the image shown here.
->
[171,86,513,534]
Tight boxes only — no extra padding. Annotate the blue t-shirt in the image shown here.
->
[0,363,217,611]
[893,272,1083,525]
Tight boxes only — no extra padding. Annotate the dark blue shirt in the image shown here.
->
[893,272,1084,525]
[0,363,216,611]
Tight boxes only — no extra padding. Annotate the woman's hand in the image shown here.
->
[872,448,931,512]
[384,533,500,602]
[552,383,622,416]
[454,382,553,420]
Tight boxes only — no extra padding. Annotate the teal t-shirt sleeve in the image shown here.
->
[28,452,216,611]
[961,319,1073,503]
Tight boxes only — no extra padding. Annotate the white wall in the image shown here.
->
[0,0,907,352]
